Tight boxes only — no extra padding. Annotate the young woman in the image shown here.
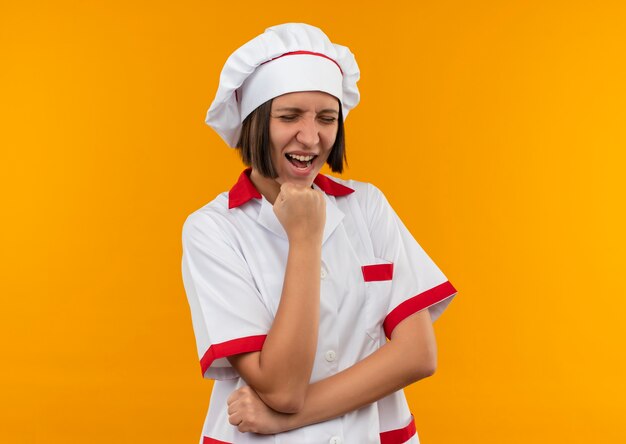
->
[182,23,458,444]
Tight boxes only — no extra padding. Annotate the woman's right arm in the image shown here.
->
[227,182,326,414]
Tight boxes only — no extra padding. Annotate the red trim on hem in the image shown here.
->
[203,437,231,444]
[383,281,457,339]
[380,415,417,444]
[228,168,354,209]
[362,263,394,281]
[262,50,343,75]
[200,335,267,376]
[203,414,415,444]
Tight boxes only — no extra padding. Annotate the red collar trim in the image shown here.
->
[228,168,262,209]
[313,173,355,197]
[228,168,354,209]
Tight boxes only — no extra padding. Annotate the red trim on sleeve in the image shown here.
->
[383,281,457,339]
[380,414,417,444]
[362,263,394,281]
[200,335,267,376]
[203,437,231,444]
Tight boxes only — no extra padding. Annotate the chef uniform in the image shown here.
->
[182,23,458,444]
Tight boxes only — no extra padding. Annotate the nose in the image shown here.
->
[295,116,320,147]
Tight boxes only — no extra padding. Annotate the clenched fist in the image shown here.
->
[273,182,326,244]
[227,385,287,434]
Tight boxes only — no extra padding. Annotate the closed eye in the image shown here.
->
[276,114,299,122]
[318,116,337,124]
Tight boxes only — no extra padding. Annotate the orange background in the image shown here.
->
[2,1,625,443]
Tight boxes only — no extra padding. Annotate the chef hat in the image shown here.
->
[206,23,360,147]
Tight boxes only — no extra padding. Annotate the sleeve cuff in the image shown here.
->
[200,335,267,378]
[380,414,417,444]
[383,281,457,339]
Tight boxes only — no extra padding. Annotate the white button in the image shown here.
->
[325,350,337,362]
[320,267,327,279]
[329,437,342,444]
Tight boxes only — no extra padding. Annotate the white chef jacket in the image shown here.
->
[182,168,458,444]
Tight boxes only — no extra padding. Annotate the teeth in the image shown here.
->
[287,153,315,162]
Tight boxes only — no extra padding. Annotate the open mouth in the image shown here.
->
[285,153,318,169]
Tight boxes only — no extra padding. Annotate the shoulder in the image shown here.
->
[181,191,236,246]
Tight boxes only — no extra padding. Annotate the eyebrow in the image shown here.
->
[273,107,339,114]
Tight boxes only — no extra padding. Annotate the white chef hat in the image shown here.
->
[205,23,360,147]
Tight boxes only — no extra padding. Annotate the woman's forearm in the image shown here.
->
[281,309,437,430]
[226,293,437,433]
[228,238,321,412]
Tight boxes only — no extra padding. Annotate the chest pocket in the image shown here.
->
[361,259,394,342]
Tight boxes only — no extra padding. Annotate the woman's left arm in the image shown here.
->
[227,308,436,434]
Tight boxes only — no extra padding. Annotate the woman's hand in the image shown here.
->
[227,385,289,434]
[273,182,326,244]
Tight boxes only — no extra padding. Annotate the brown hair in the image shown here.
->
[236,98,346,177]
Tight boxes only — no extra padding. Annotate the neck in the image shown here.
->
[249,169,282,204]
